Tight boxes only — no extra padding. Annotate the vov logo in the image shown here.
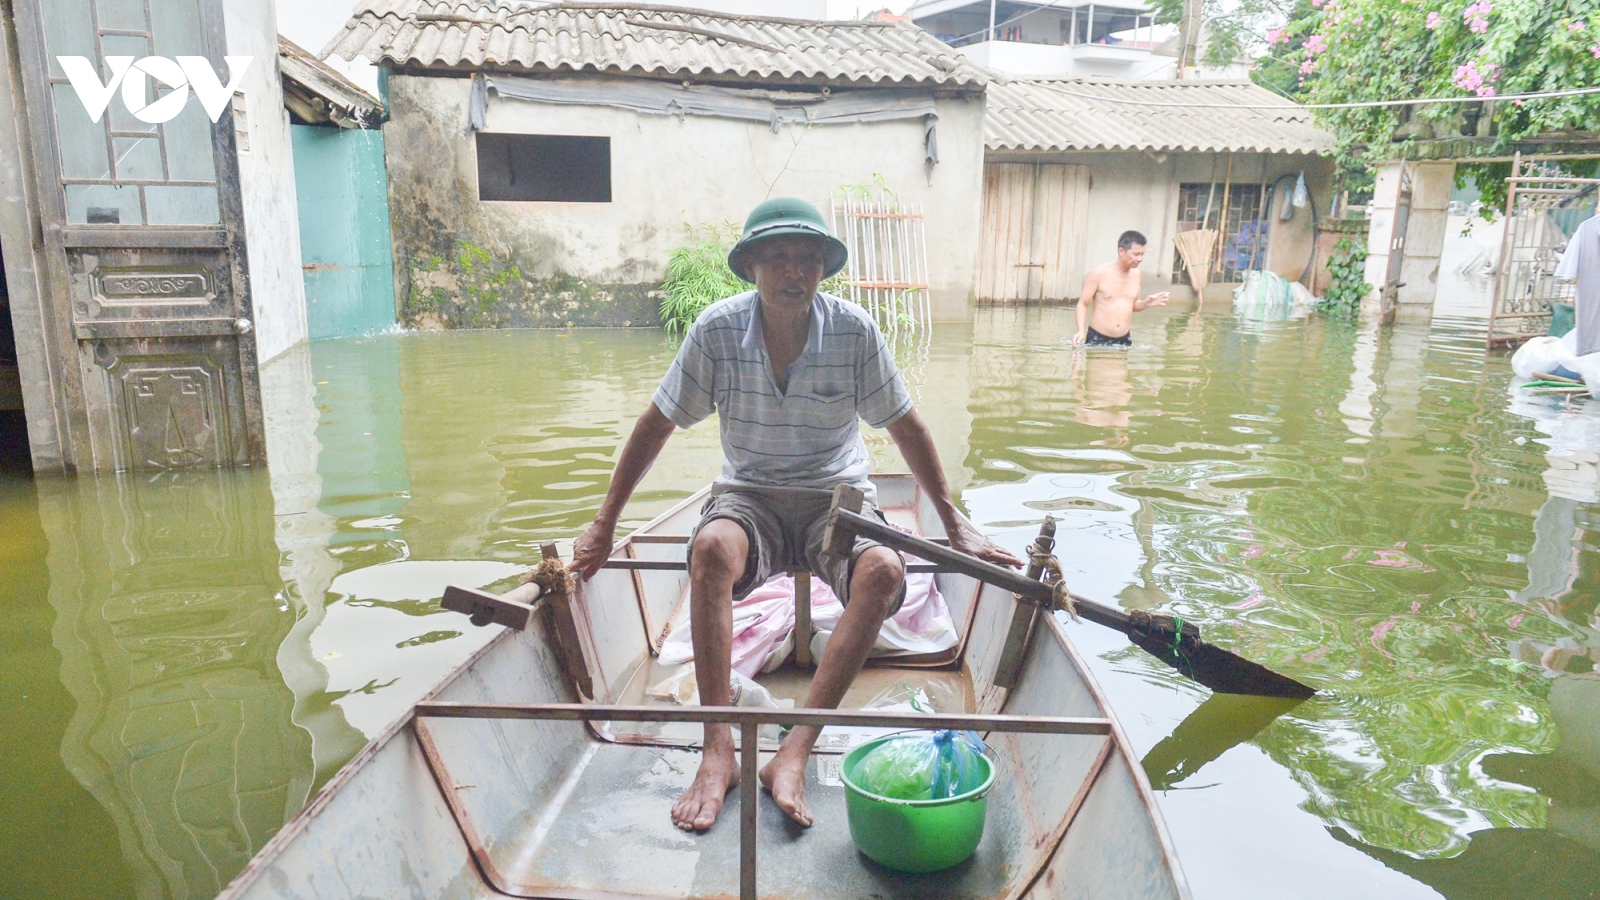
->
[58,56,252,124]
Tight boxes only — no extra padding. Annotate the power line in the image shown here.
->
[1026,81,1600,110]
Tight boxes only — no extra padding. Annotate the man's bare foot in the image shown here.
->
[759,749,813,827]
[672,744,740,832]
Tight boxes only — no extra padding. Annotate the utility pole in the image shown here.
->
[989,0,997,41]
[1178,0,1202,79]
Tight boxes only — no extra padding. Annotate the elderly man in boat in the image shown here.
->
[573,197,1020,833]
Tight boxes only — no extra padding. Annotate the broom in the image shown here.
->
[1174,229,1218,295]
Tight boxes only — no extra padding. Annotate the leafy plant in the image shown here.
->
[660,223,853,334]
[1264,0,1600,173]
[1319,235,1371,317]
[1151,0,1300,70]
[661,223,746,335]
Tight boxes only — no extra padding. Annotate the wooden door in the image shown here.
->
[977,162,1090,303]
[13,0,263,472]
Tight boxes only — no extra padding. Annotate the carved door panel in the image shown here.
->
[13,0,263,472]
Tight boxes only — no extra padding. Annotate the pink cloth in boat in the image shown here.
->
[657,571,956,678]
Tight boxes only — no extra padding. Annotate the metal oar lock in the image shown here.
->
[820,484,1316,700]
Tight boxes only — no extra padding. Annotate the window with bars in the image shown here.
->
[1174,183,1269,284]
[37,0,224,224]
[39,0,222,226]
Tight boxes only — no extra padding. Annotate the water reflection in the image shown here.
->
[962,305,1599,897]
[35,471,310,900]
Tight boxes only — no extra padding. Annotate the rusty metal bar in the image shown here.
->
[600,558,946,574]
[794,570,813,667]
[412,702,1113,735]
[622,533,952,546]
[740,722,759,900]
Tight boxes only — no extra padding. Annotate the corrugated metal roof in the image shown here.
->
[986,77,1334,155]
[324,1,987,88]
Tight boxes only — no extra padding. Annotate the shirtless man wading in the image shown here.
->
[1073,230,1170,347]
[571,197,1020,833]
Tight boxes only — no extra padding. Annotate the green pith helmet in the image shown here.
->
[726,197,849,284]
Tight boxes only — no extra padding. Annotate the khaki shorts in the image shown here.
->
[687,486,907,614]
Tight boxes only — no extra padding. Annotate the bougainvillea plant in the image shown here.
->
[1256,0,1600,206]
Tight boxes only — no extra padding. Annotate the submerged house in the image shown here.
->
[977,76,1336,303]
[323,2,989,327]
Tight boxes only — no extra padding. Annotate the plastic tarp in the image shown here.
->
[469,73,940,165]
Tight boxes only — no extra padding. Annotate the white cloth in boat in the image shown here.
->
[657,572,958,678]
[652,291,913,504]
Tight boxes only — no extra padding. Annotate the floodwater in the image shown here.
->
[4,289,1600,898]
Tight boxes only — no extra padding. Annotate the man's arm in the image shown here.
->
[1074,270,1098,343]
[886,410,1022,568]
[1133,291,1170,311]
[571,404,677,578]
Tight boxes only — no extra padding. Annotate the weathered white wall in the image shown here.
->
[987,149,1334,298]
[226,0,308,362]
[384,73,986,325]
[1364,160,1455,315]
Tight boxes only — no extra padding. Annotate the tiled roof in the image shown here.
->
[986,77,1334,155]
[324,1,987,87]
[280,36,385,128]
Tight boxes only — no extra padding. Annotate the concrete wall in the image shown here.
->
[986,149,1335,298]
[1364,160,1455,316]
[383,73,987,327]
[224,0,308,362]
[291,125,396,340]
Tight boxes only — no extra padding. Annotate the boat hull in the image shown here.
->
[220,476,1190,900]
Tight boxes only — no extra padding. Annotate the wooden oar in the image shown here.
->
[822,486,1316,700]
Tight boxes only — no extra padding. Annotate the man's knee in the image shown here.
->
[849,547,904,617]
[690,519,749,588]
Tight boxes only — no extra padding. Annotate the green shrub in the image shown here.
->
[1319,235,1371,319]
[661,223,851,334]
[661,224,746,335]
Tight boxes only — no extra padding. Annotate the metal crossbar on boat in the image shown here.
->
[415,703,1112,900]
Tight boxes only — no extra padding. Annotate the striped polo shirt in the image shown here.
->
[653,291,913,496]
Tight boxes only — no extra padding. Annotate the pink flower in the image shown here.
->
[1477,85,1496,97]
[1266,26,1286,43]
[1303,33,1328,54]
[1426,11,1442,28]
[1463,0,1491,33]
[1571,21,1587,30]
[1453,61,1484,91]
[1592,42,1600,58]
[1300,58,1319,74]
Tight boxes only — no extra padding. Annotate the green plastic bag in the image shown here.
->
[852,730,987,800]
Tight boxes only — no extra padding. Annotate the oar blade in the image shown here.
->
[1127,627,1315,699]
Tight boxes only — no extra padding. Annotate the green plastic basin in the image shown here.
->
[840,735,996,873]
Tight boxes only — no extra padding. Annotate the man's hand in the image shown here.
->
[946,516,1023,568]
[1143,291,1170,308]
[1072,328,1087,345]
[571,520,616,580]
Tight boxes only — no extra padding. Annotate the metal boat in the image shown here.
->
[219,474,1191,900]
